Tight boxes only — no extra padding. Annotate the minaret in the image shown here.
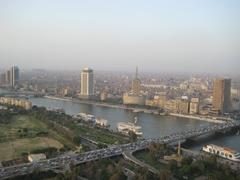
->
[132,66,141,95]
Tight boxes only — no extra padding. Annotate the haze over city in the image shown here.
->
[1,1,240,180]
[0,0,240,73]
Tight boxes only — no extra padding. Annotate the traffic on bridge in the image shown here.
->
[0,120,239,180]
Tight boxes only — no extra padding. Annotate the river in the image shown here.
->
[29,97,240,151]
[1,86,239,151]
[29,97,212,138]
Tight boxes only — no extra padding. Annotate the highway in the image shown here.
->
[0,120,239,179]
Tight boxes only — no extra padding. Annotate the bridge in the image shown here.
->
[0,120,239,179]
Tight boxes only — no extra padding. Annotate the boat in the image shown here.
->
[117,121,143,136]
[74,113,95,122]
[202,144,240,162]
[95,118,108,127]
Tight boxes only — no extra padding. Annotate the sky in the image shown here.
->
[0,0,240,74]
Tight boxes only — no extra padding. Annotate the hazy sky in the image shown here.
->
[0,0,239,73]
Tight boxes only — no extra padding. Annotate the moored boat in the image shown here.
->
[202,144,240,162]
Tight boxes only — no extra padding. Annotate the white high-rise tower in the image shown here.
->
[80,67,94,99]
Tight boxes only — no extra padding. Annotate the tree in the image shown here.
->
[158,169,171,180]
[128,131,137,142]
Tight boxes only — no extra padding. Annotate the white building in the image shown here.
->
[10,66,19,87]
[28,154,46,162]
[95,118,108,126]
[80,68,94,99]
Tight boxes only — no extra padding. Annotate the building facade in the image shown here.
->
[80,68,94,99]
[10,66,19,87]
[189,98,200,114]
[123,93,146,105]
[212,78,231,114]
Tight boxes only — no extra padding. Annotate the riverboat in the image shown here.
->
[202,144,240,162]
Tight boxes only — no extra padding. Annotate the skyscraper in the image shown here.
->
[132,67,141,95]
[5,70,11,85]
[4,66,19,87]
[80,67,94,99]
[10,66,19,87]
[212,78,231,114]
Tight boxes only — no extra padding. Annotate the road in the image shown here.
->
[122,150,159,174]
[0,120,239,179]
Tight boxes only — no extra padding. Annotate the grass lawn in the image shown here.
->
[0,137,63,161]
[134,150,167,171]
[0,115,48,140]
[0,115,76,161]
[75,125,129,144]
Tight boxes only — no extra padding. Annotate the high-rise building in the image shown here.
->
[189,98,199,114]
[80,67,94,99]
[0,73,6,85]
[212,78,231,114]
[10,66,19,87]
[132,67,141,95]
[5,70,11,85]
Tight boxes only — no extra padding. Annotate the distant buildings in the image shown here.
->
[10,66,19,87]
[178,98,190,114]
[100,91,108,101]
[123,67,146,105]
[80,67,94,99]
[189,98,200,114]
[145,92,166,108]
[0,66,20,87]
[212,78,231,114]
[132,67,141,95]
[0,97,32,110]
[123,93,146,105]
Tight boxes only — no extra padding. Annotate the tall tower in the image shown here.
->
[80,67,94,99]
[131,66,141,95]
[8,66,19,87]
[5,70,11,85]
[212,78,231,114]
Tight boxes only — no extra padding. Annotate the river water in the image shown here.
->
[29,97,212,138]
[29,97,240,151]
[0,86,239,152]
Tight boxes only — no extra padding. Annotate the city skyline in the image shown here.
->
[1,1,240,179]
[0,0,239,73]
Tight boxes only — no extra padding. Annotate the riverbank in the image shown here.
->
[44,95,135,110]
[44,95,225,124]
[169,113,226,124]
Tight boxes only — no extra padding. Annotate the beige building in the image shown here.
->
[100,91,108,101]
[123,67,146,105]
[178,99,190,114]
[189,98,199,114]
[212,78,231,114]
[145,93,166,108]
[164,99,180,113]
[28,154,46,162]
[0,97,32,110]
[123,93,146,105]
[80,68,94,99]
